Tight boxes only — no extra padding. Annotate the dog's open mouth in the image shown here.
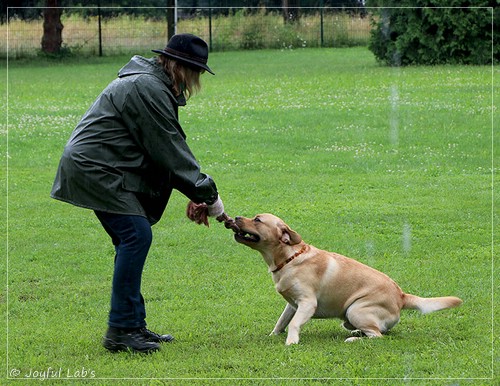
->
[234,230,260,243]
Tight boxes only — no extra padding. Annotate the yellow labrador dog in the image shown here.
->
[233,214,462,345]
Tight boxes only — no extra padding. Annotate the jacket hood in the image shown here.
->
[118,56,171,86]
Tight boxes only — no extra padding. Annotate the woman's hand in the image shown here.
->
[187,196,235,230]
[186,201,209,226]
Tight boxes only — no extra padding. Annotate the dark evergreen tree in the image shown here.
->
[367,0,499,65]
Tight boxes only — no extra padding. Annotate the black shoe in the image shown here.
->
[140,327,174,343]
[103,327,160,354]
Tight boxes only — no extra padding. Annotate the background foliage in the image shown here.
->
[1,10,371,58]
[367,0,499,65]
[1,0,365,22]
[3,1,498,65]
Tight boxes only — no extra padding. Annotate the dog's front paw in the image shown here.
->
[285,329,300,345]
[285,337,299,345]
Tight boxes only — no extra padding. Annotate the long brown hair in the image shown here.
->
[157,56,201,99]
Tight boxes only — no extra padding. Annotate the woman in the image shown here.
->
[51,34,224,353]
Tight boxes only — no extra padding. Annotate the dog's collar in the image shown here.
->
[272,245,307,273]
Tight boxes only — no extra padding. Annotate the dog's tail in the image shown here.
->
[403,294,462,314]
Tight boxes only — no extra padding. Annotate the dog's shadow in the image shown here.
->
[286,320,401,344]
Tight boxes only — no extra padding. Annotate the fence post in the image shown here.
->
[320,4,324,47]
[97,0,102,56]
[208,3,213,52]
[167,0,176,39]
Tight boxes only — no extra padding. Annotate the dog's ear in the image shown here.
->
[280,225,302,245]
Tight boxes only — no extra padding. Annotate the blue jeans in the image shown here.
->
[95,211,153,329]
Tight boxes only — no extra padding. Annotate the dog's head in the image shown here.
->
[233,214,302,252]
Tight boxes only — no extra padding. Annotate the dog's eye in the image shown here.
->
[254,217,262,223]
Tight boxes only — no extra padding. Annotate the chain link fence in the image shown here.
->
[1,8,371,59]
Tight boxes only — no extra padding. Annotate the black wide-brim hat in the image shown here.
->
[153,33,214,75]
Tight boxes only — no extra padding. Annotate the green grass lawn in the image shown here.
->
[2,47,498,384]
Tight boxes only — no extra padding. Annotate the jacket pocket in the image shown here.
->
[122,172,152,194]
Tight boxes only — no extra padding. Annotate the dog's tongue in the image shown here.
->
[216,213,240,233]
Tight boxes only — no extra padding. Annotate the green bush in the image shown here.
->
[367,0,499,65]
[274,23,308,49]
[239,10,266,50]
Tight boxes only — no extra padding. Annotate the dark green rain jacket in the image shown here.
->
[50,55,218,224]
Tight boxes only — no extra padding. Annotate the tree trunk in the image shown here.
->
[41,0,63,54]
